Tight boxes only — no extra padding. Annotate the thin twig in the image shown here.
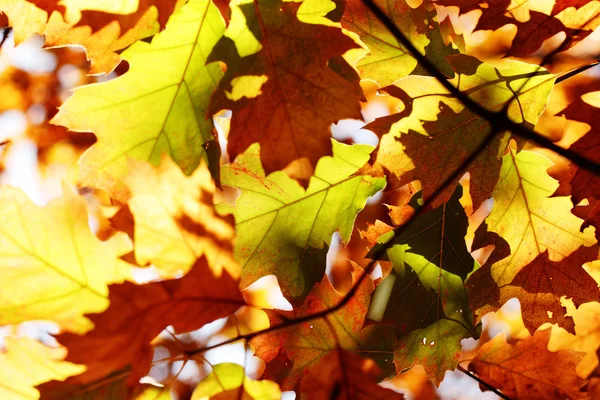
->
[457,365,511,400]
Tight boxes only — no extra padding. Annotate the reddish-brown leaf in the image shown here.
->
[435,0,597,57]
[469,329,586,399]
[297,348,404,400]
[469,244,600,334]
[250,267,396,391]
[208,0,363,173]
[38,258,244,396]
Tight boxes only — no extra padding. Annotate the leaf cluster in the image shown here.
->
[0,0,600,399]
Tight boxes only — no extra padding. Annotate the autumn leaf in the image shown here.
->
[340,0,428,86]
[469,329,586,399]
[435,0,600,57]
[296,348,404,400]
[549,301,600,378]
[38,257,245,396]
[191,363,281,400]
[124,157,238,278]
[208,0,364,173]
[0,337,84,400]
[0,184,132,332]
[367,186,475,383]
[0,1,184,74]
[479,149,596,286]
[222,139,385,305]
[468,243,600,334]
[366,56,555,209]
[52,0,224,200]
[551,90,600,240]
[250,266,396,393]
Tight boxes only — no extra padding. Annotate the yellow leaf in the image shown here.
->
[485,150,596,285]
[0,184,133,332]
[0,1,184,73]
[125,157,239,278]
[0,337,84,400]
[192,363,281,400]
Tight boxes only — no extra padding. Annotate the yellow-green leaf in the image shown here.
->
[484,150,596,285]
[192,363,281,400]
[222,139,385,305]
[52,0,225,200]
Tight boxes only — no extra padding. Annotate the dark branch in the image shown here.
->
[359,0,600,175]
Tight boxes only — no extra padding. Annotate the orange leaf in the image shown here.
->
[469,329,586,399]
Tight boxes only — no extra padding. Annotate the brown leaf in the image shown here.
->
[297,348,404,400]
[38,257,245,396]
[250,266,396,391]
[208,0,363,173]
[469,329,586,399]
[435,0,597,57]
[469,245,600,334]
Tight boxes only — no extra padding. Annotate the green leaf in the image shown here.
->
[481,149,597,286]
[222,139,385,305]
[367,186,475,383]
[51,0,225,200]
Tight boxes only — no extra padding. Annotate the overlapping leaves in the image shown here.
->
[1,0,600,398]
[222,139,385,305]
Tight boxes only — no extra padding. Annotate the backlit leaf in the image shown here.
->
[297,348,404,400]
[191,363,281,400]
[366,57,555,209]
[0,185,132,332]
[52,0,224,200]
[481,149,596,286]
[208,0,364,173]
[250,266,396,391]
[368,187,475,383]
[38,257,244,395]
[469,329,586,399]
[124,157,238,278]
[222,140,385,305]
[0,337,84,400]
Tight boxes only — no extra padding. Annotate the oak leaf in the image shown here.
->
[208,0,364,173]
[0,184,132,332]
[368,187,475,383]
[191,363,281,400]
[480,149,596,286]
[340,0,428,86]
[468,243,600,334]
[124,157,238,278]
[297,348,404,400]
[0,337,84,400]
[552,91,600,239]
[52,0,224,200]
[366,57,555,209]
[222,140,385,305]
[250,266,396,392]
[435,0,600,57]
[469,329,586,399]
[0,1,184,74]
[38,257,245,395]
